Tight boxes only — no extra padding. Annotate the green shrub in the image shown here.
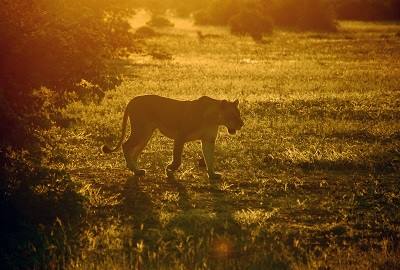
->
[229,9,273,39]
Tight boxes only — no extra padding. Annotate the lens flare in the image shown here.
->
[211,237,233,258]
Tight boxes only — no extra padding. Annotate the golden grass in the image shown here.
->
[55,15,400,269]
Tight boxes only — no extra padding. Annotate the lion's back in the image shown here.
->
[126,95,220,136]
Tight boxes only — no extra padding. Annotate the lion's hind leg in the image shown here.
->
[123,126,154,176]
[166,140,184,178]
[198,157,206,168]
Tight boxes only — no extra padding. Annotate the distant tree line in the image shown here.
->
[142,0,400,37]
[193,0,337,38]
[168,0,400,21]
[333,0,400,21]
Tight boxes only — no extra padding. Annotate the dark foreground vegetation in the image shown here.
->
[1,0,400,269]
[0,0,136,268]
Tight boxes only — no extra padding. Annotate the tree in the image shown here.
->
[229,9,273,40]
[0,2,137,267]
[0,0,137,149]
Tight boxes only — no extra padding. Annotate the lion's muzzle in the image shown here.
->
[227,119,244,135]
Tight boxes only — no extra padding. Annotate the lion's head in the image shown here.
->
[220,99,244,135]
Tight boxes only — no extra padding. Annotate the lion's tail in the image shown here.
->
[101,107,129,154]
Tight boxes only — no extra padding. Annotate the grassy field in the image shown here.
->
[52,16,400,269]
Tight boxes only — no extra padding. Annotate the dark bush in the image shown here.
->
[135,26,158,38]
[229,9,273,39]
[262,0,299,27]
[263,0,337,31]
[193,9,214,25]
[0,0,136,100]
[146,15,174,27]
[297,0,337,31]
[194,0,243,25]
[0,148,86,269]
[0,0,137,151]
[333,0,400,21]
[196,0,337,32]
[0,0,137,172]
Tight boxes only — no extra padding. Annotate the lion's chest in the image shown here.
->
[183,128,207,142]
[157,124,207,142]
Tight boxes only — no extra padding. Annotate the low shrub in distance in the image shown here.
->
[146,16,174,27]
[134,26,158,38]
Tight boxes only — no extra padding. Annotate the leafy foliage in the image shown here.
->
[1,0,135,96]
[0,0,136,148]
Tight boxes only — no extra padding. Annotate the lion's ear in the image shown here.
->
[233,99,239,106]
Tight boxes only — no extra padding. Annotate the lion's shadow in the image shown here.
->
[120,173,192,226]
[120,175,158,227]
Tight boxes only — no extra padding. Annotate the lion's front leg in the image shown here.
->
[201,139,221,180]
[166,140,184,178]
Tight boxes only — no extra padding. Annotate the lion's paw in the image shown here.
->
[134,169,146,176]
[208,172,222,180]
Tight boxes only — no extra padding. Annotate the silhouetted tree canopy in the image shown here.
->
[0,0,137,149]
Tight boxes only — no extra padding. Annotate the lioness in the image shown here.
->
[102,95,244,179]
